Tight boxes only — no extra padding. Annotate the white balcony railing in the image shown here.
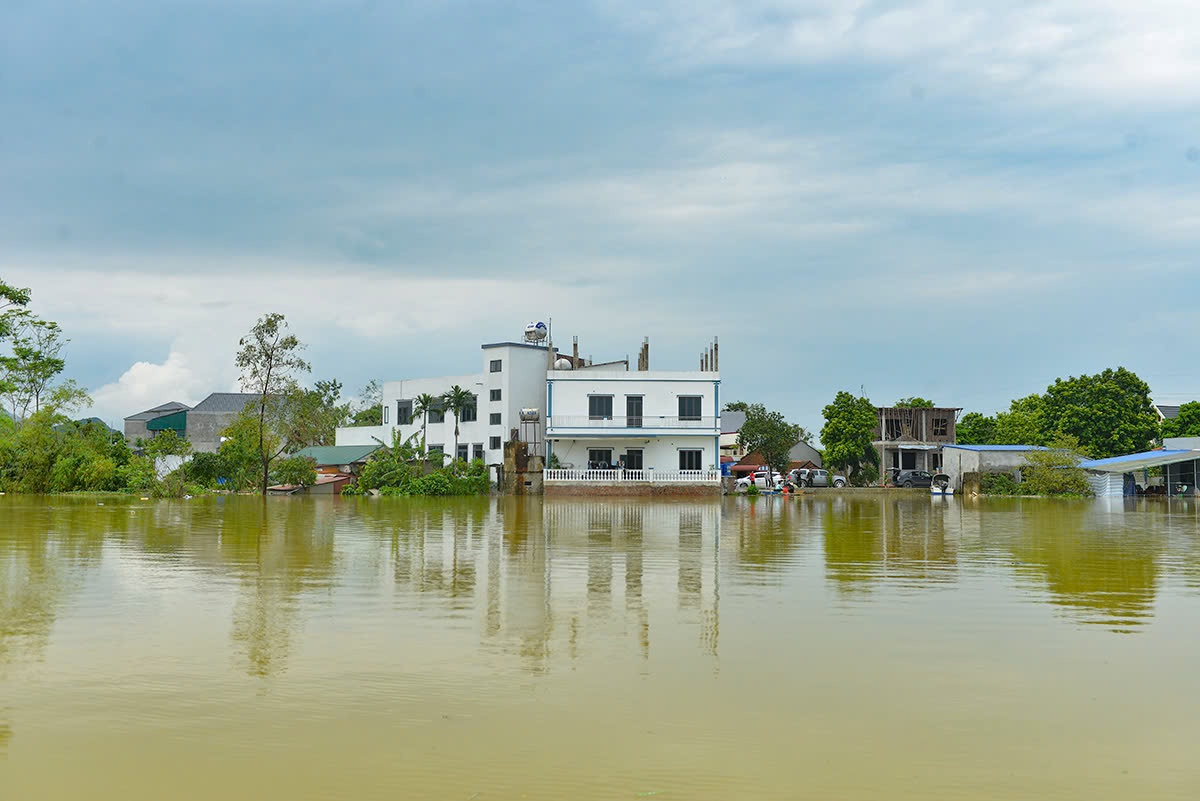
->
[546,415,718,430]
[544,469,720,484]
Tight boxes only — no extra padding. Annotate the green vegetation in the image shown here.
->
[350,379,383,426]
[1161,401,1200,439]
[895,397,935,408]
[957,367,1158,458]
[978,437,1092,497]
[724,400,805,479]
[820,391,880,486]
[345,430,489,497]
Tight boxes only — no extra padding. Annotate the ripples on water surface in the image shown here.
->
[2,494,1199,800]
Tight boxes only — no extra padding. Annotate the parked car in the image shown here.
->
[790,468,847,488]
[735,470,782,490]
[894,469,934,488]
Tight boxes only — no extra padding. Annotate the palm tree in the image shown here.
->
[441,384,475,463]
[411,392,440,455]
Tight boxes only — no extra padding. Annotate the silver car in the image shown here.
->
[790,468,847,488]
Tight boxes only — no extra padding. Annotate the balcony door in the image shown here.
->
[626,395,643,428]
[624,449,643,470]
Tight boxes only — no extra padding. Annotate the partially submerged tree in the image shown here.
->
[733,402,802,479]
[235,313,311,494]
[821,391,881,486]
[1021,435,1091,496]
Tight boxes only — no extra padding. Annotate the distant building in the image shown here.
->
[124,393,259,453]
[123,400,191,443]
[873,405,961,475]
[186,393,260,453]
[940,444,1046,492]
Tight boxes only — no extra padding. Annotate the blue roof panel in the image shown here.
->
[1078,450,1195,470]
[943,444,1047,452]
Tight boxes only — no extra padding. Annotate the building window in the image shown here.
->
[457,444,469,462]
[588,395,614,420]
[460,398,477,423]
[490,413,501,425]
[679,449,703,471]
[678,396,702,421]
[588,448,614,469]
[490,359,502,373]
[933,417,948,436]
[490,389,502,402]
[489,436,501,450]
[382,404,389,424]
[397,400,412,425]
[428,403,445,424]
[429,444,444,454]
[472,443,484,462]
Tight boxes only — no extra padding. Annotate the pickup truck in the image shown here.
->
[790,468,847,488]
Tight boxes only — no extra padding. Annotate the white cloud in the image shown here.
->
[600,0,1200,105]
[88,349,222,425]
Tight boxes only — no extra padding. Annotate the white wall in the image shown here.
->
[336,342,551,463]
[549,436,718,472]
[547,370,720,423]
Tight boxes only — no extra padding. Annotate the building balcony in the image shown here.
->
[545,468,721,484]
[545,415,719,436]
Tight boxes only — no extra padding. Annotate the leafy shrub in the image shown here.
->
[980,472,1025,496]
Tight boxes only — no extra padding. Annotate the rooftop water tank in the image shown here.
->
[524,321,548,341]
[554,357,574,370]
[519,408,540,422]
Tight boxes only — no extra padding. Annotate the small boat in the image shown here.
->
[930,473,954,496]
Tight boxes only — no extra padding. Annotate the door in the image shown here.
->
[588,448,613,469]
[626,396,643,428]
[624,449,643,470]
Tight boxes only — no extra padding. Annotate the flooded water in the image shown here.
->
[2,494,1200,801]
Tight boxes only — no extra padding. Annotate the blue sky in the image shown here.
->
[3,0,1199,438]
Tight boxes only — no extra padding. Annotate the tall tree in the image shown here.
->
[285,378,351,448]
[895,397,935,408]
[441,384,475,462]
[821,391,881,486]
[1040,367,1157,458]
[351,379,384,426]
[956,411,998,445]
[0,312,68,421]
[993,394,1047,446]
[235,313,311,494]
[1162,402,1200,439]
[732,402,802,479]
[411,392,440,454]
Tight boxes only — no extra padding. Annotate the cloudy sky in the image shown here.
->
[3,0,1199,438]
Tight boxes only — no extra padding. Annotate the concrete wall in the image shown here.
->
[124,419,152,443]
[188,411,241,453]
[547,370,720,423]
[942,448,1034,490]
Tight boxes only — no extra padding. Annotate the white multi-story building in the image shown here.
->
[543,369,721,484]
[335,342,550,463]
[336,332,722,489]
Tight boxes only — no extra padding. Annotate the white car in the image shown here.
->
[735,470,783,490]
[790,468,847,488]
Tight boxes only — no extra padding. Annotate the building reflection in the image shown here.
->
[821,495,960,595]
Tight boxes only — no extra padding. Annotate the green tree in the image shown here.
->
[1162,402,1200,439]
[142,428,192,459]
[285,378,351,449]
[411,392,440,454]
[956,411,998,445]
[729,401,802,479]
[272,455,317,488]
[1021,435,1092,496]
[218,412,271,491]
[1040,367,1157,458]
[235,313,311,494]
[351,379,383,426]
[0,312,68,422]
[441,384,475,462]
[895,397,935,408]
[993,394,1048,446]
[0,279,32,339]
[821,391,880,486]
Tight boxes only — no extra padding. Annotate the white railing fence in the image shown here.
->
[544,468,720,484]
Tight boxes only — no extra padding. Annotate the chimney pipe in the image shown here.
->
[572,336,579,366]
[713,336,719,371]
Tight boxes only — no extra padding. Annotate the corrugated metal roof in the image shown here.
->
[292,444,382,465]
[1155,404,1181,420]
[189,393,260,414]
[1079,449,1199,473]
[124,400,191,421]
[944,444,1047,452]
[720,410,746,433]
